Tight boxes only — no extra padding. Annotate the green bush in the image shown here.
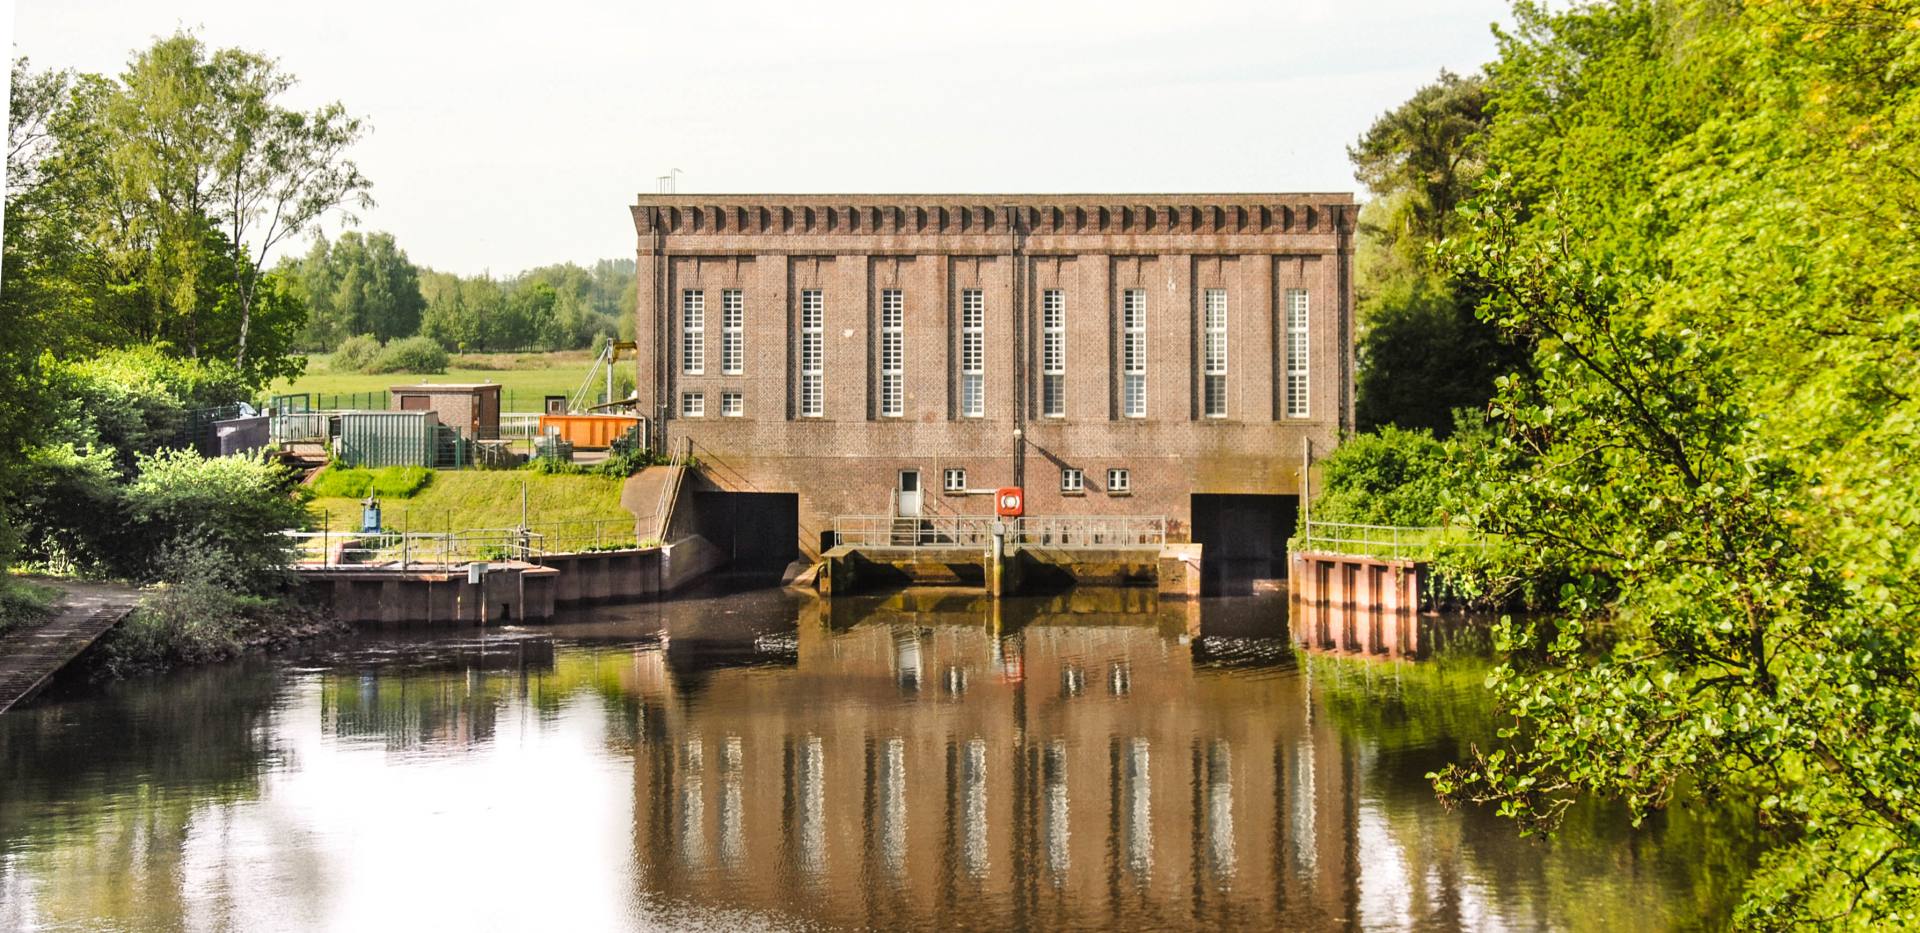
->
[121,449,310,589]
[365,336,449,374]
[9,444,130,575]
[1310,425,1451,527]
[50,347,253,472]
[328,333,381,373]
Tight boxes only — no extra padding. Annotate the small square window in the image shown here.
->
[1061,468,1084,494]
[1106,468,1130,494]
[681,392,704,418]
[721,391,743,417]
[944,468,967,493]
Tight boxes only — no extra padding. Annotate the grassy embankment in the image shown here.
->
[305,467,638,550]
[269,350,607,410]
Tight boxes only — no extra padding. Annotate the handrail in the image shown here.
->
[651,435,693,542]
[830,515,1167,551]
[1296,520,1491,561]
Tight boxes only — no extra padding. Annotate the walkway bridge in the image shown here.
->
[0,581,142,715]
[820,515,1201,598]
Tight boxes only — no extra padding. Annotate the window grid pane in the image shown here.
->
[1286,289,1309,418]
[944,468,966,492]
[1061,468,1083,493]
[800,290,823,417]
[682,290,705,375]
[880,289,903,417]
[1107,469,1129,493]
[1123,289,1147,417]
[1042,290,1065,417]
[721,391,743,417]
[681,391,704,417]
[961,289,984,417]
[1203,289,1227,417]
[721,289,744,375]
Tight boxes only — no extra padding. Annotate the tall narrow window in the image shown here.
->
[880,288,904,417]
[682,290,705,375]
[1203,288,1227,417]
[1123,289,1147,418]
[721,289,744,375]
[800,290,823,417]
[1286,288,1309,418]
[1042,289,1065,417]
[960,289,984,417]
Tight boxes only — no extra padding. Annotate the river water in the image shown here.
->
[0,586,1754,931]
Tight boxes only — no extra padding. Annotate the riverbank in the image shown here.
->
[86,578,345,681]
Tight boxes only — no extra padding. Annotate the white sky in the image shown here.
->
[12,0,1510,276]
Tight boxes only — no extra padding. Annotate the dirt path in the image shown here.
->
[0,577,143,714]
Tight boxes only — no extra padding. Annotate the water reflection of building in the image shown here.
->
[628,593,1371,929]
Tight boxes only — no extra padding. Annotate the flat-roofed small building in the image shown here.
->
[388,383,502,441]
[632,194,1355,584]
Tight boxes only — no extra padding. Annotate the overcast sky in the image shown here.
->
[13,0,1510,276]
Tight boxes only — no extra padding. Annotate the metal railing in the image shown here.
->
[832,515,999,550]
[285,529,544,571]
[1017,515,1166,549]
[500,413,543,440]
[830,515,1167,551]
[1296,521,1490,561]
[525,518,648,553]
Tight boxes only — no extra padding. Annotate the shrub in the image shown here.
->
[328,333,381,373]
[8,444,130,575]
[1310,425,1452,527]
[122,449,310,589]
[365,336,449,374]
[50,347,253,472]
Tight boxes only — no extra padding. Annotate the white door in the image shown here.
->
[898,470,922,517]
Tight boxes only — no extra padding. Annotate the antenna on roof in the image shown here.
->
[655,168,684,193]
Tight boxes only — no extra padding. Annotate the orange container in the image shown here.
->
[536,414,641,449]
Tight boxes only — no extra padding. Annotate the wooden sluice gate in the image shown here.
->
[1288,550,1427,658]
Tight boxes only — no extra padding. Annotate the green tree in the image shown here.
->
[45,31,369,384]
[286,231,424,348]
[1349,71,1526,435]
[1427,0,1920,926]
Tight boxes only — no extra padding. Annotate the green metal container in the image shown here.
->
[336,411,437,467]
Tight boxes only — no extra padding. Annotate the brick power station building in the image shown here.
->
[631,194,1355,585]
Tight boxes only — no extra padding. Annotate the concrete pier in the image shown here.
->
[1288,550,1425,657]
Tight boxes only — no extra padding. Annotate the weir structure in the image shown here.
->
[818,514,1199,599]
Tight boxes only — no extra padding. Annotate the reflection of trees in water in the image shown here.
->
[0,660,290,930]
[1308,650,1768,929]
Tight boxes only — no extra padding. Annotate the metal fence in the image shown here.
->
[1018,516,1166,549]
[1296,521,1490,561]
[832,515,999,550]
[831,515,1167,551]
[285,529,543,570]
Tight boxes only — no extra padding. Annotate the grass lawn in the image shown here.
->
[269,350,619,412]
[307,469,634,536]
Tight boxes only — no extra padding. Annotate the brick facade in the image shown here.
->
[632,195,1355,560]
